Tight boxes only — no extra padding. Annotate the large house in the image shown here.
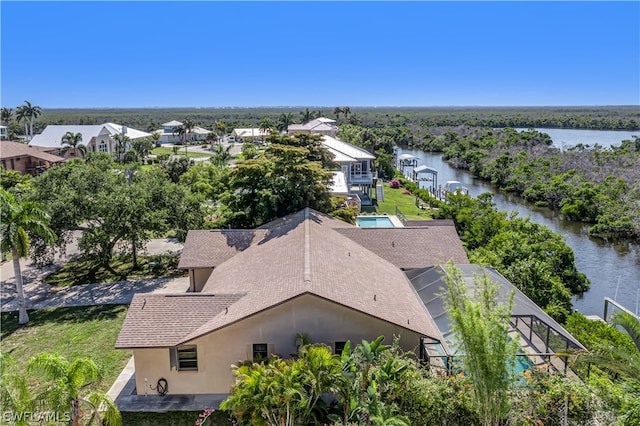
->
[322,135,377,202]
[115,209,468,398]
[155,120,212,144]
[114,209,585,407]
[231,128,271,143]
[288,117,338,137]
[0,140,66,175]
[29,123,150,157]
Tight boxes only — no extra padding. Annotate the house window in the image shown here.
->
[334,341,347,356]
[98,141,108,153]
[170,345,198,371]
[253,343,268,361]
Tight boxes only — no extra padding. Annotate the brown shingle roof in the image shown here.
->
[181,208,443,343]
[0,141,66,162]
[115,293,245,348]
[178,229,268,269]
[335,222,469,269]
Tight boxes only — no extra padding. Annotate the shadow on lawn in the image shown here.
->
[1,304,128,340]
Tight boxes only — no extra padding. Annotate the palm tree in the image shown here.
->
[22,100,41,140]
[277,113,294,133]
[343,106,351,122]
[0,189,56,324]
[182,118,196,156]
[28,352,121,426]
[61,131,86,158]
[258,118,275,142]
[333,107,343,124]
[1,107,12,126]
[150,131,161,148]
[111,133,131,163]
[15,106,28,139]
[300,107,314,124]
[210,143,233,167]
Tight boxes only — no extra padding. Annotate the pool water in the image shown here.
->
[356,217,395,228]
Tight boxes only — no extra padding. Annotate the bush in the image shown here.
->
[389,179,402,188]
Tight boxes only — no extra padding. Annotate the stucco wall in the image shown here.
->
[132,294,421,395]
[191,268,213,292]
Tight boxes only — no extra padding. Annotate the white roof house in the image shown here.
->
[232,128,271,140]
[155,120,212,144]
[29,123,150,156]
[288,117,338,137]
[321,135,376,162]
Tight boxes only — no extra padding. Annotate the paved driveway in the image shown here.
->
[0,238,188,313]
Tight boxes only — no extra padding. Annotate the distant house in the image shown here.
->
[0,140,66,175]
[321,135,377,201]
[0,125,7,140]
[288,117,338,137]
[29,123,150,157]
[231,128,271,143]
[155,120,212,144]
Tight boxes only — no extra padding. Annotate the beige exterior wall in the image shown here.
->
[191,268,213,292]
[132,294,422,395]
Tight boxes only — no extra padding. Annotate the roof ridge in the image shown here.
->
[304,208,311,284]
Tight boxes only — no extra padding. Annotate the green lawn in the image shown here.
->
[43,254,186,287]
[1,305,131,393]
[373,182,435,220]
[151,147,213,158]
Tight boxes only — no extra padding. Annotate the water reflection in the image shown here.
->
[396,147,640,317]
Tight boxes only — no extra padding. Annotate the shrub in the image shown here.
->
[389,179,402,188]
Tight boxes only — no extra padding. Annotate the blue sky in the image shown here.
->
[1,1,639,108]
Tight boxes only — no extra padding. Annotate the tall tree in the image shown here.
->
[342,106,351,122]
[0,188,56,324]
[215,120,227,142]
[61,131,86,158]
[150,131,161,147]
[276,113,294,133]
[182,118,196,156]
[300,107,315,124]
[28,352,121,426]
[111,133,130,162]
[1,107,12,126]
[258,117,275,141]
[21,100,41,140]
[15,106,28,139]
[442,262,518,426]
[210,143,234,167]
[333,107,343,123]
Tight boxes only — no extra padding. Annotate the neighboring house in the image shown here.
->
[29,123,150,157]
[116,209,465,397]
[288,117,338,137]
[115,208,586,404]
[321,135,377,201]
[0,140,66,175]
[156,120,212,144]
[231,128,270,143]
[0,125,7,140]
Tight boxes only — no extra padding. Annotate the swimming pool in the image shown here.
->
[356,216,396,228]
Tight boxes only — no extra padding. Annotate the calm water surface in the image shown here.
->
[515,128,639,149]
[397,146,640,317]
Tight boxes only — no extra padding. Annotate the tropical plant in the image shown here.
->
[27,352,121,426]
[111,133,130,162]
[150,131,161,147]
[0,352,34,426]
[172,125,186,145]
[21,100,41,140]
[0,188,56,324]
[342,106,351,122]
[442,262,518,426]
[61,131,86,158]
[258,118,275,141]
[333,107,343,123]
[210,143,234,167]
[215,120,227,141]
[300,107,318,124]
[277,113,294,133]
[1,107,12,125]
[15,105,28,139]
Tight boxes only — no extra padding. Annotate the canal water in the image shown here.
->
[397,130,640,317]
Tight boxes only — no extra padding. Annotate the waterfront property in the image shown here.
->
[287,117,338,137]
[322,135,377,203]
[29,123,150,157]
[0,140,66,175]
[114,207,586,410]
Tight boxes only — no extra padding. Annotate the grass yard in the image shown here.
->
[43,254,186,287]
[1,305,131,393]
[151,147,213,158]
[374,182,435,220]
